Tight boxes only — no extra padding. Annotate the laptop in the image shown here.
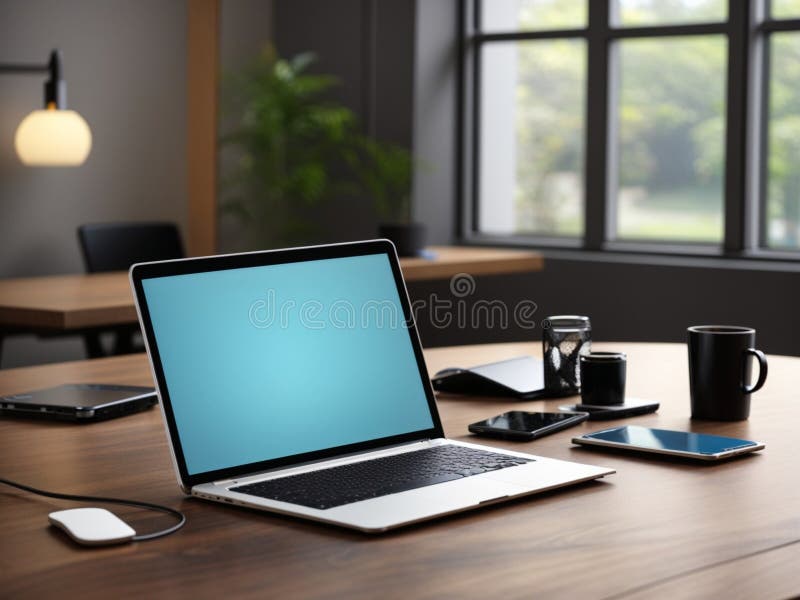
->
[130,240,614,533]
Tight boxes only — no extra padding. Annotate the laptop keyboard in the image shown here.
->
[230,445,532,510]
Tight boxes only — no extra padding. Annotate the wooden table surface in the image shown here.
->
[0,246,543,331]
[1,342,798,599]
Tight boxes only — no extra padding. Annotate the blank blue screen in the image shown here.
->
[142,253,434,475]
[586,426,756,454]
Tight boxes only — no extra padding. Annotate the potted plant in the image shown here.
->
[219,48,359,248]
[220,47,424,255]
[351,137,426,257]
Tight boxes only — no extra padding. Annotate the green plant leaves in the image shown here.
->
[219,47,416,247]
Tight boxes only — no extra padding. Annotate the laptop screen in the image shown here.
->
[141,252,434,476]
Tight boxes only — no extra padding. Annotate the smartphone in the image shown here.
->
[564,400,660,420]
[468,411,589,441]
[572,425,765,461]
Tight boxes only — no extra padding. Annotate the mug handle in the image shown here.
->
[742,348,768,394]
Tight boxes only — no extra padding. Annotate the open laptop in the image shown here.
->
[130,240,613,533]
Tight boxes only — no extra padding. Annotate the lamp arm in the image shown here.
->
[0,64,50,74]
[0,50,66,108]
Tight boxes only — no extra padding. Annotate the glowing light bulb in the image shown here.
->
[14,106,92,166]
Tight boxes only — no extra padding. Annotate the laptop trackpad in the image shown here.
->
[326,475,527,530]
[393,475,525,505]
[466,477,527,504]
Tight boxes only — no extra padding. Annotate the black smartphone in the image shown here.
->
[565,400,660,420]
[468,411,589,441]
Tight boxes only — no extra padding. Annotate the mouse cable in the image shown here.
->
[0,477,186,541]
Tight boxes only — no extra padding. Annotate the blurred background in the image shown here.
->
[1,0,798,368]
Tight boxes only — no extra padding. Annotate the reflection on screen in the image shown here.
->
[142,253,434,475]
[588,426,756,454]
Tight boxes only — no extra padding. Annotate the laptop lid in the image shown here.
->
[130,240,444,490]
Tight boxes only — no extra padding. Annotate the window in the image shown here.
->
[461,0,800,255]
[614,35,726,243]
[767,31,800,248]
[478,39,586,237]
[480,0,587,32]
[772,0,800,19]
[612,0,727,26]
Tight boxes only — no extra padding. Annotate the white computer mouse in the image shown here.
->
[49,508,136,546]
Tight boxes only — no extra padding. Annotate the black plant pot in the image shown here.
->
[378,223,427,257]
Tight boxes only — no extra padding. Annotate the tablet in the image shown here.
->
[0,384,157,423]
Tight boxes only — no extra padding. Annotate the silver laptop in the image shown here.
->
[130,240,613,533]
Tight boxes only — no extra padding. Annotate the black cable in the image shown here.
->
[0,477,185,541]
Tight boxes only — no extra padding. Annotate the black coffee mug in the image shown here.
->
[687,325,768,421]
[580,352,626,406]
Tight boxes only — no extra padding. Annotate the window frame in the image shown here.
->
[458,0,800,261]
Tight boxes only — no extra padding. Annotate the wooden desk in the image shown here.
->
[0,246,543,331]
[2,342,797,599]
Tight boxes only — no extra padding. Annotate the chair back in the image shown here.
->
[78,222,185,272]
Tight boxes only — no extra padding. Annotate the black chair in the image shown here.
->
[78,222,184,357]
[78,222,184,273]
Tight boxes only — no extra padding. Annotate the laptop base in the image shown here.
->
[193,440,614,533]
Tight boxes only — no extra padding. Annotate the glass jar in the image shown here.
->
[542,315,592,395]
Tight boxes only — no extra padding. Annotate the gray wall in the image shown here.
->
[412,0,459,242]
[0,0,188,367]
[275,0,414,146]
[272,0,416,244]
[217,0,274,253]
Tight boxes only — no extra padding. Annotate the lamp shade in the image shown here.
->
[14,108,92,166]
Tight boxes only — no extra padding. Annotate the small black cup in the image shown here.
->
[580,352,627,406]
[687,325,768,421]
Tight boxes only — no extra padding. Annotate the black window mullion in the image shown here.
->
[470,39,481,237]
[759,30,773,248]
[584,0,611,249]
[755,3,800,249]
[610,22,728,38]
[474,29,588,42]
[760,18,800,32]
[724,0,753,253]
[458,0,477,239]
[753,0,771,249]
